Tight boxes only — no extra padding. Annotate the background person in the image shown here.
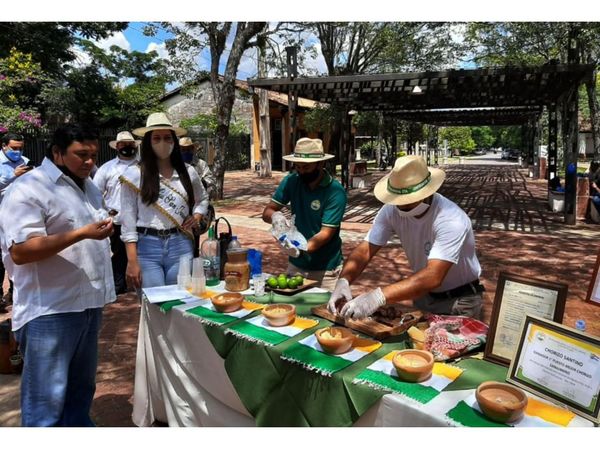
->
[262,138,347,291]
[328,155,484,320]
[93,131,140,294]
[0,124,115,426]
[0,133,32,310]
[120,113,208,289]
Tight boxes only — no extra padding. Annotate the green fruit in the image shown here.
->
[288,279,300,289]
[277,278,288,289]
[294,275,304,286]
[267,277,278,288]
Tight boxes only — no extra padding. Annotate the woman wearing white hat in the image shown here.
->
[328,155,484,319]
[119,113,209,289]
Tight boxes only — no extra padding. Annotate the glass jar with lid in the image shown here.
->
[224,248,250,292]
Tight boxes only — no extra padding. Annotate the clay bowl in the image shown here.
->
[315,327,355,355]
[211,292,244,313]
[262,303,296,327]
[392,349,435,383]
[475,381,528,424]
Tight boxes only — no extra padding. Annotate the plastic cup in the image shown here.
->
[253,274,265,297]
[178,255,192,278]
[190,277,206,296]
[177,274,191,291]
[192,257,205,279]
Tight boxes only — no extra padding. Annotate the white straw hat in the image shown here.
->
[373,155,445,206]
[132,112,186,137]
[179,137,200,150]
[109,131,141,149]
[282,138,334,163]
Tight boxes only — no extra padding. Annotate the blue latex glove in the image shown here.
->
[279,237,300,258]
[340,288,386,320]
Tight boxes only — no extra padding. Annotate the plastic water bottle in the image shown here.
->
[228,235,241,250]
[200,226,220,286]
[575,319,586,332]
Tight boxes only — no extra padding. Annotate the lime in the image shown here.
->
[277,278,288,289]
[267,277,278,288]
[288,279,300,289]
[278,273,287,279]
[294,275,304,286]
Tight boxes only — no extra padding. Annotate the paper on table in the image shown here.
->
[142,285,195,304]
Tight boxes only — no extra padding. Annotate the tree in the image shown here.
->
[439,127,476,154]
[158,22,267,199]
[471,126,495,149]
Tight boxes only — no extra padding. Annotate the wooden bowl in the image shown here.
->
[262,304,296,327]
[392,349,434,383]
[211,292,244,313]
[476,381,528,424]
[315,327,354,354]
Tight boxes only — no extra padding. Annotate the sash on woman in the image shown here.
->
[119,173,195,241]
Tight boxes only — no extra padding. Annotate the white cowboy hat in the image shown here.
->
[374,155,445,206]
[109,131,141,149]
[132,112,186,137]
[179,137,200,150]
[282,138,334,163]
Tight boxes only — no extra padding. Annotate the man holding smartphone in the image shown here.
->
[0,133,32,311]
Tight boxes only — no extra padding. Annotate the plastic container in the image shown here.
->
[228,236,241,250]
[200,226,221,287]
[575,319,586,332]
[224,248,250,292]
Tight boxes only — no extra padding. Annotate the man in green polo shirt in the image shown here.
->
[262,138,347,291]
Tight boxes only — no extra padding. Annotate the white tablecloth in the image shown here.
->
[132,300,594,427]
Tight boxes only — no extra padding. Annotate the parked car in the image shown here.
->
[473,148,487,155]
[501,149,511,160]
[508,149,521,160]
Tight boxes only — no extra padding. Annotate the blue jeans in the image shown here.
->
[137,233,194,288]
[14,308,103,427]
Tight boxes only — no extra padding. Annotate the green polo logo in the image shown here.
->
[311,200,321,211]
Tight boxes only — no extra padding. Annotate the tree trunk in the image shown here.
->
[586,77,600,161]
[257,34,272,177]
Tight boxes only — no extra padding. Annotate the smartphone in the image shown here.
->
[26,161,35,168]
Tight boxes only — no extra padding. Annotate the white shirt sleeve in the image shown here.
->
[189,166,208,216]
[92,163,108,195]
[119,168,139,243]
[364,205,393,246]
[2,194,47,246]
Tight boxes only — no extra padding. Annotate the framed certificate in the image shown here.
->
[586,248,600,307]
[484,272,567,366]
[508,315,600,424]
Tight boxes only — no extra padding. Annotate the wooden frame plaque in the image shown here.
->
[484,272,567,366]
[585,248,600,307]
[508,315,600,424]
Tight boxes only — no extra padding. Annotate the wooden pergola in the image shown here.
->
[249,58,594,224]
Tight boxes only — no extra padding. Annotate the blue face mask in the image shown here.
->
[5,148,23,162]
[181,152,194,163]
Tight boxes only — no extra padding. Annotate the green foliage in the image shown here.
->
[180,112,248,136]
[439,127,476,153]
[0,48,46,133]
[471,126,495,149]
[303,104,338,133]
[490,126,522,149]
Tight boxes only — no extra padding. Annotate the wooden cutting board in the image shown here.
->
[311,304,424,340]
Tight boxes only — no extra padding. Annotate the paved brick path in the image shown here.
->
[1,163,599,426]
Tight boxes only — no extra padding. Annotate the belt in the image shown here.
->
[429,280,484,299]
[136,226,180,238]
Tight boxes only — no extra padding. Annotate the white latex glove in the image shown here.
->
[340,288,386,320]
[271,211,290,233]
[327,278,352,314]
[280,237,300,258]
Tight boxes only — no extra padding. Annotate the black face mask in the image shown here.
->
[117,146,136,158]
[298,168,321,184]
[57,164,85,191]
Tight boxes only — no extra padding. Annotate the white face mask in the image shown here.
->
[396,201,430,218]
[152,142,174,160]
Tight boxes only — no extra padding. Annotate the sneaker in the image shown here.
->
[2,292,12,305]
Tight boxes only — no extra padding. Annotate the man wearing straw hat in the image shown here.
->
[328,155,483,319]
[93,131,140,294]
[262,138,347,291]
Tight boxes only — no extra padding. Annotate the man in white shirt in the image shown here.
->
[328,155,484,320]
[0,124,115,426]
[94,131,140,294]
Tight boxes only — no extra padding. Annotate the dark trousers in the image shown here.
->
[111,225,128,295]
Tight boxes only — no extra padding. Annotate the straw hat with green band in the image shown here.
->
[374,155,445,206]
[283,138,334,163]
